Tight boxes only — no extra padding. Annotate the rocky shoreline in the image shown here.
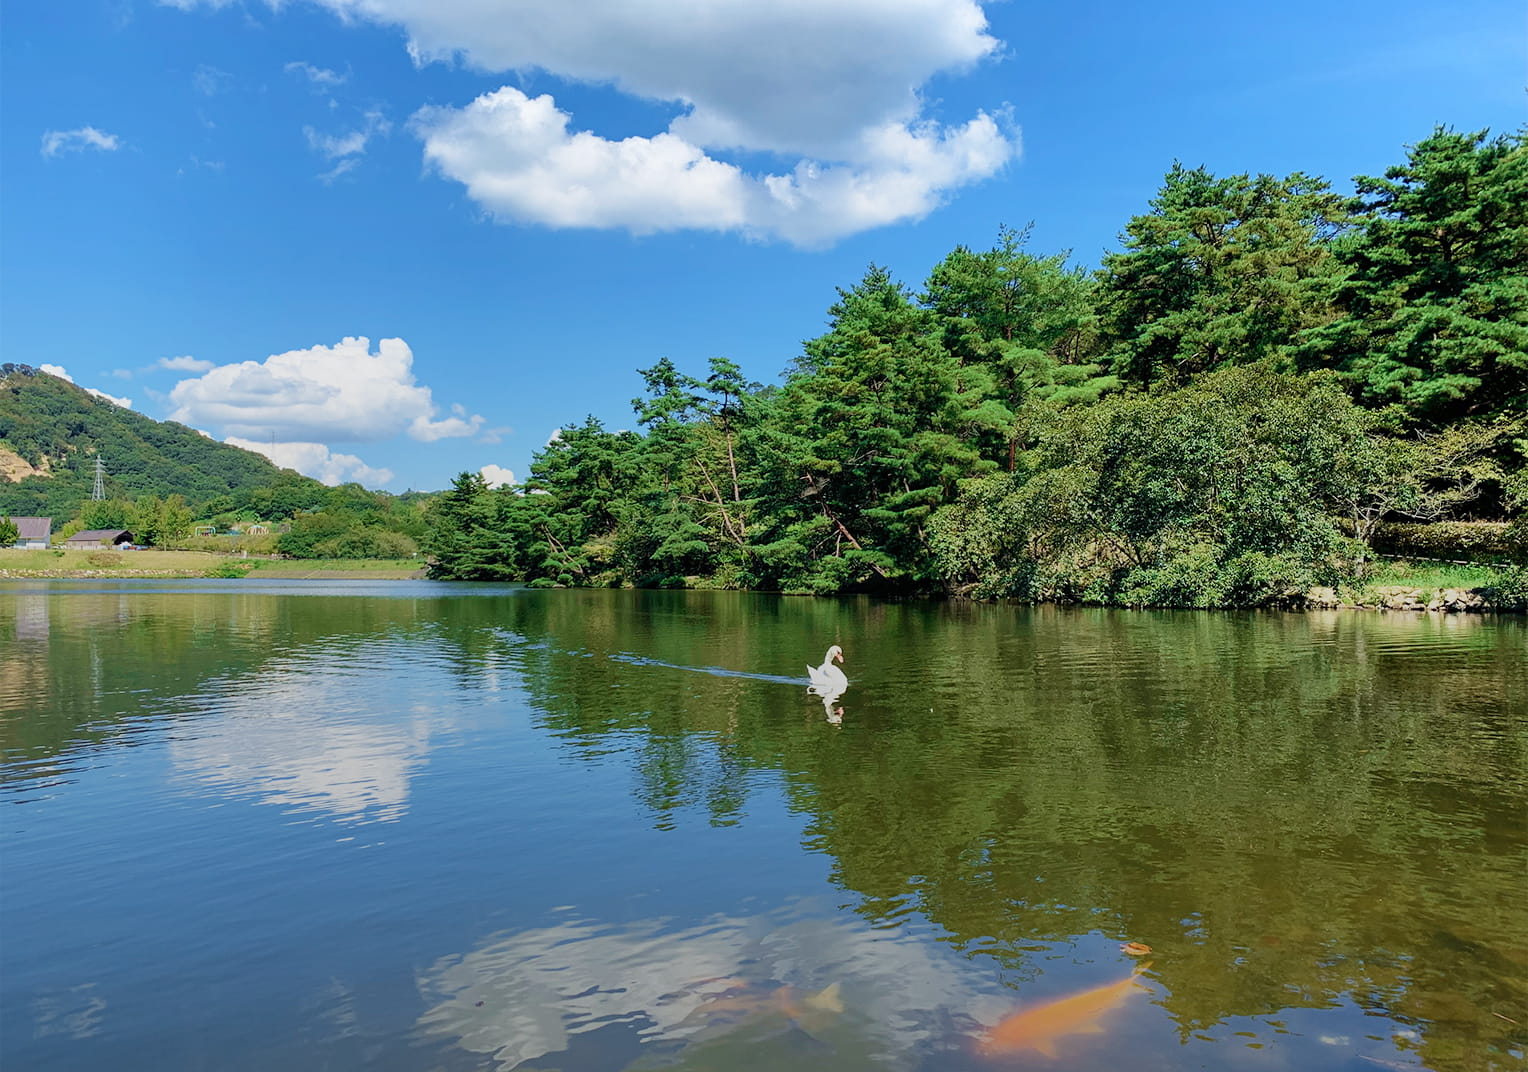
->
[1299,585,1498,612]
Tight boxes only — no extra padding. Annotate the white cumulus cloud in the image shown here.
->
[159,355,215,373]
[410,403,485,442]
[167,335,486,444]
[314,0,999,155]
[168,0,1017,244]
[415,87,1011,245]
[40,126,121,158]
[479,464,516,488]
[226,437,395,488]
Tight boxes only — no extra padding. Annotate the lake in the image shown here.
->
[1,581,1524,1071]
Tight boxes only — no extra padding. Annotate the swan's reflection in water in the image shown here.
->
[807,683,847,724]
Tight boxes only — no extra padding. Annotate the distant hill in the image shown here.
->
[0,363,328,520]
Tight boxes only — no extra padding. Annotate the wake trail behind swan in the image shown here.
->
[608,652,804,686]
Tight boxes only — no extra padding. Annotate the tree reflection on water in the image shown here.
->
[3,585,1523,1071]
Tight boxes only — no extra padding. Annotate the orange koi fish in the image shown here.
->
[980,963,1150,1059]
[670,979,843,1040]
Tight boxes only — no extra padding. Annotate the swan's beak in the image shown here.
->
[834,651,844,663]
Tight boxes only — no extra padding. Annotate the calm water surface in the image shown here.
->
[1,581,1524,1072]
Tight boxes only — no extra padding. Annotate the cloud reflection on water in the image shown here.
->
[29,982,106,1041]
[168,655,436,825]
[415,906,1014,1071]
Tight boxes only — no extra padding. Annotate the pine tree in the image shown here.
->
[1297,126,1528,422]
[1099,166,1348,386]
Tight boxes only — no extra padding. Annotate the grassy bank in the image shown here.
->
[244,558,424,579]
[1305,558,1526,612]
[0,548,424,579]
[1362,560,1506,590]
[0,548,224,574]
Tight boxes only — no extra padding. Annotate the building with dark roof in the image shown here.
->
[7,516,51,548]
[65,529,135,550]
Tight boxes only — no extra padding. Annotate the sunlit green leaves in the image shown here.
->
[1298,127,1528,422]
[1099,166,1349,386]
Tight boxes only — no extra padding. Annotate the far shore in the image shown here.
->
[0,547,426,580]
[0,569,427,580]
[1,548,1517,611]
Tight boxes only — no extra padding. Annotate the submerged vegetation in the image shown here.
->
[427,127,1526,606]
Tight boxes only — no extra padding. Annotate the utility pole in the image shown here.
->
[91,456,106,501]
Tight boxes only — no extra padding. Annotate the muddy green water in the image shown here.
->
[1,581,1524,1071]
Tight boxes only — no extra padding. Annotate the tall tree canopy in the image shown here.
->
[1098,165,1348,386]
[1298,126,1528,423]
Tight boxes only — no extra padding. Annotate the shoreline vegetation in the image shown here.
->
[0,550,1518,613]
[421,128,1526,609]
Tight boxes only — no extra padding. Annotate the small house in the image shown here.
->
[66,529,135,550]
[8,517,51,549]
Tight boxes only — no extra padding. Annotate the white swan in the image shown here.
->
[807,645,848,690]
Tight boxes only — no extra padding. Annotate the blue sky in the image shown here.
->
[2,0,1523,492]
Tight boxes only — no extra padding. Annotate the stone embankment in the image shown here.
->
[1303,586,1492,612]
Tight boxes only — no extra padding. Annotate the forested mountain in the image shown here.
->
[426,127,1527,605]
[0,364,328,520]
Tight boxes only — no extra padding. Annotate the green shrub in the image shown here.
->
[310,528,419,559]
[1480,565,1528,610]
[203,561,255,579]
[1370,521,1520,563]
[1117,545,1228,608]
[86,551,122,567]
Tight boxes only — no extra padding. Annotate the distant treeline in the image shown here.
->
[0,365,430,557]
[57,484,430,558]
[0,363,331,520]
[426,127,1527,606]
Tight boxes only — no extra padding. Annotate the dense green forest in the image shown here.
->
[0,363,328,520]
[427,127,1527,605]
